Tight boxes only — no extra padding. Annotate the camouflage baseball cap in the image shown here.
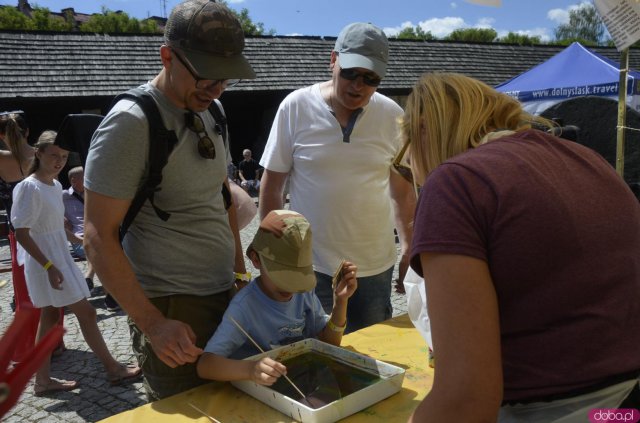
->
[251,210,317,293]
[165,0,255,80]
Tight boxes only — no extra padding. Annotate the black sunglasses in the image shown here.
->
[185,112,216,160]
[339,68,382,87]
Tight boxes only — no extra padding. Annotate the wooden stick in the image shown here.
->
[229,316,307,399]
[187,402,222,423]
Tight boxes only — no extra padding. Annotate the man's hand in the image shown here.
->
[145,318,204,368]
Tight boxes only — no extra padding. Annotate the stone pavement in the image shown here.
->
[0,209,409,422]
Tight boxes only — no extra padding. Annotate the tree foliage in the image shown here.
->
[554,3,607,45]
[31,8,73,31]
[0,2,270,35]
[218,0,274,35]
[496,32,541,46]
[393,25,435,41]
[79,8,157,33]
[445,28,497,42]
[0,5,34,29]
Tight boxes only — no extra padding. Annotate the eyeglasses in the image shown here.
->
[392,138,415,185]
[172,49,240,90]
[185,112,216,160]
[339,68,382,87]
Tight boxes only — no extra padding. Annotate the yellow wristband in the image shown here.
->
[43,260,53,270]
[234,272,252,282]
[327,319,346,333]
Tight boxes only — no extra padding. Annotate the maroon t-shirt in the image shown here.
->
[411,129,640,402]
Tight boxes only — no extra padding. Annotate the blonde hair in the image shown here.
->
[401,72,553,185]
[28,130,58,175]
[0,112,29,173]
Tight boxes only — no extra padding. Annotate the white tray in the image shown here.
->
[230,338,405,423]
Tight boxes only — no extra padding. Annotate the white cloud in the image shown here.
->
[548,1,592,24]
[475,17,495,28]
[383,21,417,37]
[451,2,458,9]
[418,16,466,38]
[227,0,245,3]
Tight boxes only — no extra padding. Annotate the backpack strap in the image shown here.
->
[208,99,233,210]
[111,88,178,241]
[208,99,228,148]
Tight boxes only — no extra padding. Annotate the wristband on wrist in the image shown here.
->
[234,272,252,282]
[43,260,53,271]
[327,319,346,333]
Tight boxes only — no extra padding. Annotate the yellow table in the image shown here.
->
[100,314,433,422]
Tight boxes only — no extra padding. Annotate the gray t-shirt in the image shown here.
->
[85,83,234,297]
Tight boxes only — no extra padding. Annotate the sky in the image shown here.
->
[1,0,595,42]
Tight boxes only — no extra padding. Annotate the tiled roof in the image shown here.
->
[1,30,639,99]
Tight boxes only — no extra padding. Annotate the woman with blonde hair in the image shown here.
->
[0,111,33,216]
[12,131,141,395]
[404,73,640,422]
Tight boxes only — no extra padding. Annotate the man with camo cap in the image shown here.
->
[84,0,255,400]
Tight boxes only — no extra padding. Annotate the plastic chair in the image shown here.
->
[0,304,64,418]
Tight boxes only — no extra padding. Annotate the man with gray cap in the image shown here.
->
[259,23,415,333]
[83,0,255,400]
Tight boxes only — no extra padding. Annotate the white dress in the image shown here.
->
[11,176,89,308]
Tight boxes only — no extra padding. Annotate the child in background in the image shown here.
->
[11,131,140,396]
[197,210,357,386]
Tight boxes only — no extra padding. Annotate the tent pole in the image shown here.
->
[616,48,629,178]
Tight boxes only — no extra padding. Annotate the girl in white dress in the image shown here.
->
[11,131,141,396]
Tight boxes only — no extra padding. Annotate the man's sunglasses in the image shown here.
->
[339,68,382,87]
[185,112,216,160]
[392,138,415,185]
[172,49,240,90]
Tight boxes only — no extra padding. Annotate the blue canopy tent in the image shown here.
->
[495,42,640,115]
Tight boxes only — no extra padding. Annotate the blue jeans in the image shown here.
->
[314,266,393,334]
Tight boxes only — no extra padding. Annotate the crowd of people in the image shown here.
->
[1,0,638,421]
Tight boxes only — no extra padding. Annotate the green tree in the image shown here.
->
[497,32,542,45]
[0,6,35,30]
[394,25,435,41]
[445,28,497,42]
[80,7,158,33]
[218,0,274,35]
[31,7,73,31]
[554,3,607,45]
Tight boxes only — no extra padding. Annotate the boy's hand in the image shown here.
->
[251,357,287,386]
[334,261,357,302]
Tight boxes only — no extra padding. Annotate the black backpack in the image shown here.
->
[55,87,230,240]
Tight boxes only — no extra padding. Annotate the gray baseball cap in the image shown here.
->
[334,22,389,78]
[164,0,255,80]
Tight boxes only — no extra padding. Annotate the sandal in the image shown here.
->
[107,364,142,386]
[34,378,78,396]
